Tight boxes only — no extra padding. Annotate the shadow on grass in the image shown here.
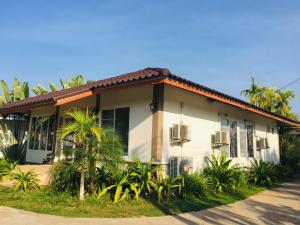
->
[144,188,258,216]
[149,177,300,225]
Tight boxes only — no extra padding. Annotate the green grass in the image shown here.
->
[0,186,265,218]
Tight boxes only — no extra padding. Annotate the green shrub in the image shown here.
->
[183,173,212,198]
[95,159,150,203]
[95,159,184,204]
[127,159,157,196]
[50,161,80,194]
[248,159,278,186]
[275,164,294,180]
[281,134,300,172]
[12,169,40,192]
[204,155,248,193]
[151,172,184,203]
[0,158,17,181]
[94,166,118,193]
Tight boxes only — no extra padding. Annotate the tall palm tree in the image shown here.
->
[0,78,29,106]
[259,87,279,112]
[32,75,91,96]
[276,90,297,119]
[242,77,298,119]
[58,108,103,201]
[241,77,263,106]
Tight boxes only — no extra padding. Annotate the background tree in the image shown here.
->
[242,77,300,171]
[242,77,298,119]
[0,78,29,106]
[32,75,94,96]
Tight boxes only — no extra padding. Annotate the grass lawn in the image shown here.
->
[0,185,265,218]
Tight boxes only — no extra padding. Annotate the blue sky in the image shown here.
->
[0,0,300,115]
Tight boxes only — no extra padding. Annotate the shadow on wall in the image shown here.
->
[131,142,150,161]
[261,147,280,163]
[0,146,17,159]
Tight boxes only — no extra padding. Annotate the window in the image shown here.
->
[230,121,238,157]
[220,118,229,157]
[61,118,76,150]
[29,115,55,151]
[239,123,247,157]
[247,125,254,157]
[102,107,130,155]
[220,118,254,158]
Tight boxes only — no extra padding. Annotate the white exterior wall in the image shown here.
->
[26,86,153,164]
[101,85,153,162]
[25,83,280,167]
[163,85,280,171]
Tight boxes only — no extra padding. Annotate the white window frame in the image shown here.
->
[58,117,76,150]
[100,106,130,156]
[219,117,255,158]
[28,115,53,151]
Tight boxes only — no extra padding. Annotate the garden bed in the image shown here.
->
[0,185,264,218]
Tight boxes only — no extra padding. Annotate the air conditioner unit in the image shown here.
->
[180,124,191,142]
[169,157,193,178]
[179,158,193,175]
[170,124,180,142]
[256,137,269,150]
[212,131,229,146]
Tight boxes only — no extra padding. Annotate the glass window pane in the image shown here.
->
[102,110,114,128]
[230,121,238,158]
[63,118,75,149]
[239,123,247,157]
[247,125,254,157]
[31,117,42,150]
[40,117,49,150]
[102,109,114,120]
[115,108,130,155]
[220,118,229,157]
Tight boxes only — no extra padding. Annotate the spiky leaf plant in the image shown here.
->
[12,169,40,192]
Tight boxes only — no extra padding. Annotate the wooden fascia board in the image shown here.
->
[54,78,164,106]
[0,78,164,114]
[54,91,93,106]
[0,102,55,115]
[161,78,300,127]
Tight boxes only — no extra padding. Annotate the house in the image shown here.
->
[0,68,299,175]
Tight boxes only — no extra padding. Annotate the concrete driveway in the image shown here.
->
[1,178,300,225]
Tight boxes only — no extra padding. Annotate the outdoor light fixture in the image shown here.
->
[149,101,158,113]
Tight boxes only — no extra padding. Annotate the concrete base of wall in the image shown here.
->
[1,165,53,187]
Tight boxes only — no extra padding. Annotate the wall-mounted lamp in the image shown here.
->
[218,112,228,117]
[149,101,158,113]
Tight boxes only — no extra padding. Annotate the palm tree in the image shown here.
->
[32,75,91,96]
[58,108,103,201]
[259,87,278,112]
[241,77,263,106]
[242,77,298,119]
[276,90,297,119]
[0,78,29,106]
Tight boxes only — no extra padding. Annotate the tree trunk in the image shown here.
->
[79,167,85,201]
[89,157,96,193]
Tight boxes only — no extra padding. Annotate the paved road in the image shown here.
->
[1,178,300,225]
